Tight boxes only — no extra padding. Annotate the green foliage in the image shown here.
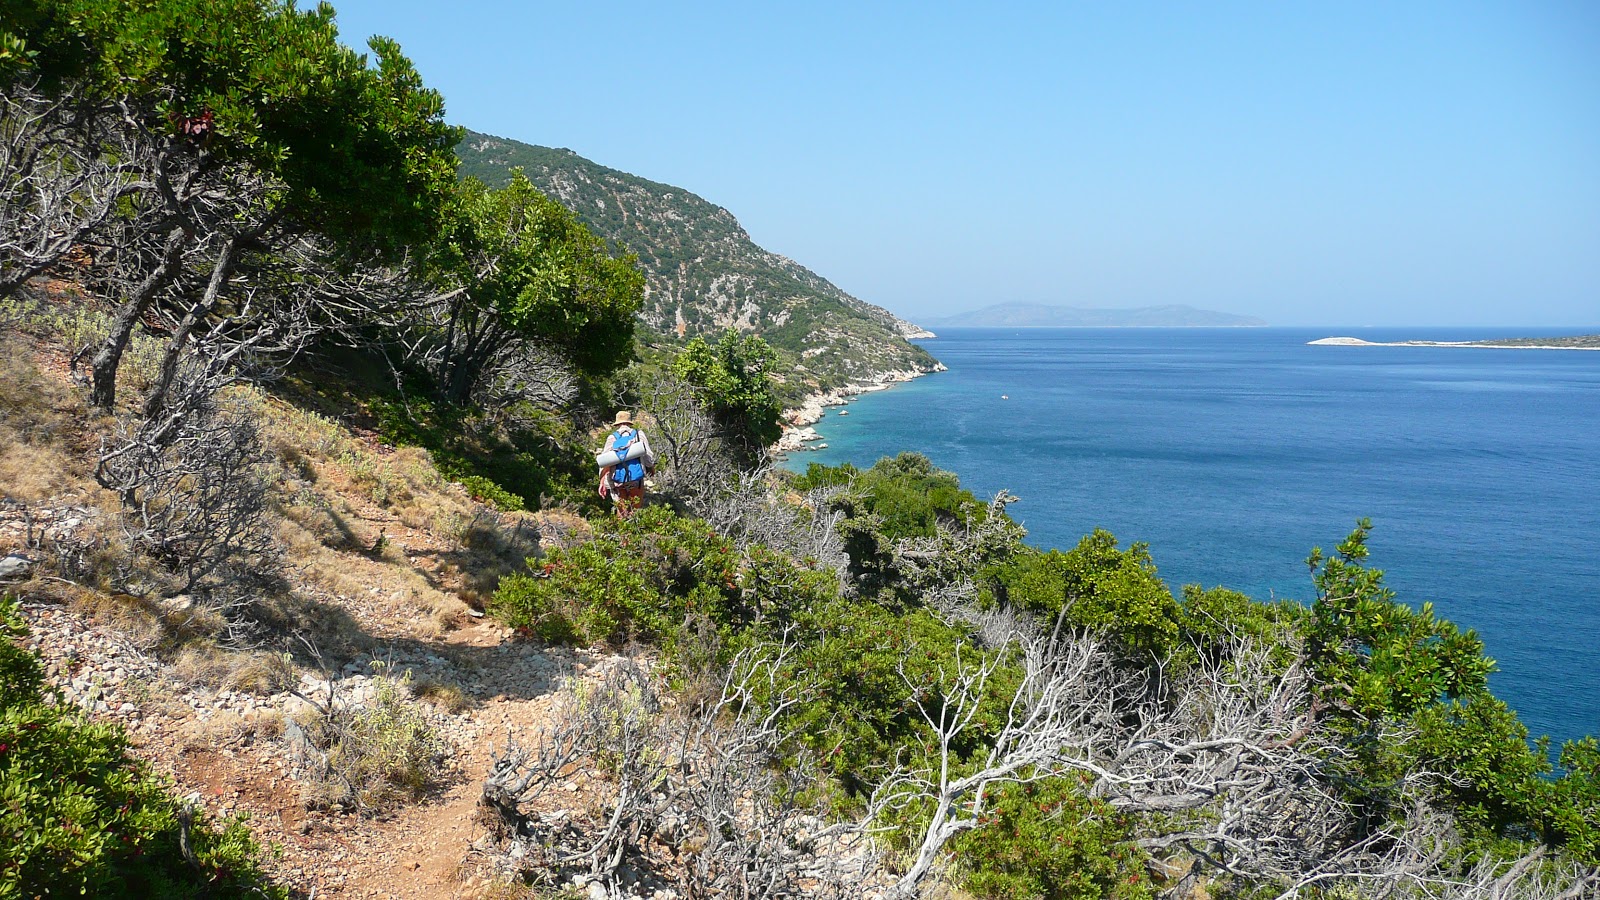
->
[427,172,645,401]
[801,454,1000,601]
[1298,522,1600,867]
[1545,738,1600,863]
[952,779,1154,900]
[494,541,661,647]
[457,474,527,512]
[791,461,858,492]
[1178,584,1303,650]
[832,453,986,541]
[672,329,783,458]
[490,507,835,649]
[983,532,1181,658]
[1411,697,1551,844]
[779,599,1019,794]
[0,596,282,898]
[8,0,460,254]
[0,595,42,709]
[1305,520,1495,719]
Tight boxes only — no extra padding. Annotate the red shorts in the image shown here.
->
[610,480,644,516]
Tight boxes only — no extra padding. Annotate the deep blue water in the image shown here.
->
[785,327,1600,748]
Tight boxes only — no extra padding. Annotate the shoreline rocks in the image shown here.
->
[774,363,947,455]
[1308,336,1600,350]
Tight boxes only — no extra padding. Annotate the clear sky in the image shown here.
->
[325,1,1598,328]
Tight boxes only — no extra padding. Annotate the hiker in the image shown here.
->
[597,411,655,517]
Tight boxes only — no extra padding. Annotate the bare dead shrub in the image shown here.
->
[0,83,153,300]
[94,381,280,647]
[483,650,876,898]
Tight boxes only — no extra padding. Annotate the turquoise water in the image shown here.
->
[784,327,1600,748]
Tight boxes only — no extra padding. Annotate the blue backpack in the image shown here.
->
[608,429,645,486]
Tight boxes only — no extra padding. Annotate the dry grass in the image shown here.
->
[0,333,96,505]
[168,644,298,693]
[411,676,470,714]
[255,388,556,638]
[4,286,575,708]
[175,708,288,752]
[471,881,545,900]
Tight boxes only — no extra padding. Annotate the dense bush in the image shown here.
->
[798,453,989,542]
[491,506,836,649]
[672,329,783,460]
[0,596,282,898]
[951,778,1154,900]
[982,531,1182,657]
[777,598,1021,793]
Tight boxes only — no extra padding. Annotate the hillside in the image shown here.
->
[455,131,940,398]
[923,302,1268,327]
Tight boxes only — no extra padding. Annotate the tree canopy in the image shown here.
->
[422,171,645,403]
[672,328,783,459]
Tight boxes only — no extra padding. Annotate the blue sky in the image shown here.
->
[327,1,1598,328]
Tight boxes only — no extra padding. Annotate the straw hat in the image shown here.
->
[613,410,634,427]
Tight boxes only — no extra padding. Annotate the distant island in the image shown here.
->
[923,303,1268,328]
[1310,334,1600,350]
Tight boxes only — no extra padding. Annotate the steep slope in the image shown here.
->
[455,131,939,396]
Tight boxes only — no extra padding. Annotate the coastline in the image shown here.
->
[774,362,947,455]
[1309,336,1600,350]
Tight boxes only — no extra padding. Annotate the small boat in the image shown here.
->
[817,443,829,449]
[1001,394,1009,400]
[839,410,849,416]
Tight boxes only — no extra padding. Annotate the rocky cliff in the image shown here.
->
[455,131,939,397]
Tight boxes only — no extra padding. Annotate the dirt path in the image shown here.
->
[15,599,614,899]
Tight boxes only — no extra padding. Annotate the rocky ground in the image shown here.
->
[0,447,645,898]
[8,590,634,899]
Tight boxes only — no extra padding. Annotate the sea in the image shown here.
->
[783,327,1600,750]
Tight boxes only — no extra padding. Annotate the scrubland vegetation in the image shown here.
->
[2,2,1597,899]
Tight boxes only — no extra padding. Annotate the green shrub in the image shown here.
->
[820,453,989,542]
[458,473,527,512]
[791,461,858,492]
[0,597,42,708]
[778,599,1021,796]
[984,532,1181,658]
[952,778,1154,900]
[0,596,282,898]
[1544,738,1600,864]
[491,507,743,647]
[673,329,783,460]
[1304,521,1495,719]
[492,506,844,651]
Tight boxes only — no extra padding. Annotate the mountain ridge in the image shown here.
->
[454,131,939,398]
